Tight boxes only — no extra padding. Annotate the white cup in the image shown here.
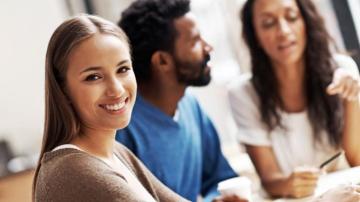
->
[217,176,252,201]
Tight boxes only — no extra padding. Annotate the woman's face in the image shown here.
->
[65,33,137,132]
[252,0,306,67]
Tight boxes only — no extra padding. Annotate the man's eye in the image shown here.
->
[85,74,101,81]
[117,66,131,73]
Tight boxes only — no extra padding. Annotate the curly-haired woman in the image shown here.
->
[229,0,360,198]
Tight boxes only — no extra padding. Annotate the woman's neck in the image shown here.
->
[273,59,305,85]
[273,59,307,112]
[70,127,116,159]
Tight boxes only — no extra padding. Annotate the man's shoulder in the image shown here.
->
[132,95,172,117]
[179,92,201,110]
[182,92,199,102]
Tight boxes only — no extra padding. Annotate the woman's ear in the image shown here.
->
[151,51,174,72]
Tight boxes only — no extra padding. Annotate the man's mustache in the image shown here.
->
[201,54,211,68]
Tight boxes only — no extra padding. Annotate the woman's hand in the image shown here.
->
[283,168,321,198]
[312,184,360,202]
[212,194,248,202]
[327,68,360,101]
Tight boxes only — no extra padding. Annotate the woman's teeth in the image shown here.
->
[103,101,125,111]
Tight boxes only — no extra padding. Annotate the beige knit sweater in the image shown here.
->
[34,143,188,202]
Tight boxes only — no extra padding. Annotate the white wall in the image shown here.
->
[315,0,345,50]
[0,0,68,155]
[348,0,360,42]
[91,0,133,23]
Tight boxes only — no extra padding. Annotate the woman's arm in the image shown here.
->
[245,145,320,198]
[342,99,360,166]
[327,67,360,166]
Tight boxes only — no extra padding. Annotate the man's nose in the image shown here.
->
[202,38,213,53]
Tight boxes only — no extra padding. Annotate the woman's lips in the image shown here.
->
[99,97,129,113]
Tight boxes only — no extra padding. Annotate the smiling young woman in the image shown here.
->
[32,14,188,202]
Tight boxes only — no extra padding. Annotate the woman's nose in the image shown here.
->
[106,78,125,97]
[278,19,292,36]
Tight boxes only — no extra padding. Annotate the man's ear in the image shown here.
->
[151,51,173,72]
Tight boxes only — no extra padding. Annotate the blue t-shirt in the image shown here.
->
[116,93,237,202]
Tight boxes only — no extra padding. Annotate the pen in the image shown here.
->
[319,151,343,169]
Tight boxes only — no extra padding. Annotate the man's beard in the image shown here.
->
[175,54,211,86]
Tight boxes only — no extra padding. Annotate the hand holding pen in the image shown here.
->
[284,151,344,198]
[284,166,321,198]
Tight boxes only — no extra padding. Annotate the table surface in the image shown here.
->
[1,166,360,202]
[0,169,34,202]
[271,166,360,202]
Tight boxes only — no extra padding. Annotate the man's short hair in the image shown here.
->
[118,0,190,82]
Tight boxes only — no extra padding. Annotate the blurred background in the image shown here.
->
[0,0,359,201]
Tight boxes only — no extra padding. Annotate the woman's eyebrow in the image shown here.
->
[80,60,130,74]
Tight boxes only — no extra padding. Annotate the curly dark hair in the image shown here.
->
[118,0,190,83]
[241,0,343,148]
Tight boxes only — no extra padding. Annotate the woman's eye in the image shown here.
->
[262,18,276,28]
[85,74,101,81]
[287,11,299,22]
[117,66,131,74]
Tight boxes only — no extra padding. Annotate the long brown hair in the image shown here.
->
[33,14,129,199]
[241,0,343,147]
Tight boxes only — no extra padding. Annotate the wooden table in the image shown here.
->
[0,170,34,202]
